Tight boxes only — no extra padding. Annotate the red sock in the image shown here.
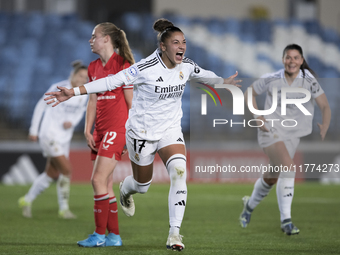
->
[107,196,119,235]
[94,193,109,235]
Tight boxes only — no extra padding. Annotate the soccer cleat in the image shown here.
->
[18,196,32,218]
[239,196,252,228]
[281,220,300,235]
[119,181,135,217]
[166,234,184,251]
[58,209,77,219]
[105,233,123,247]
[77,232,106,247]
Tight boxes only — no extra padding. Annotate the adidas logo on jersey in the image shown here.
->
[177,137,183,142]
[175,200,186,206]
[156,76,163,82]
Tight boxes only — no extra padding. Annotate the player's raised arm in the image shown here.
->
[45,71,126,107]
[187,59,241,87]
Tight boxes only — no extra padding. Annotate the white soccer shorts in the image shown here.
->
[126,127,185,166]
[39,136,70,158]
[257,128,300,159]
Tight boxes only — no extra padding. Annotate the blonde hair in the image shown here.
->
[98,22,135,65]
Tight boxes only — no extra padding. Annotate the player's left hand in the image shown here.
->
[317,123,328,141]
[63,122,72,129]
[122,148,128,156]
[223,71,242,87]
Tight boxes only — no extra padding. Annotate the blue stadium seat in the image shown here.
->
[132,49,145,62]
[171,15,192,27]
[224,18,241,35]
[221,63,238,78]
[76,20,94,39]
[207,18,225,35]
[321,68,340,78]
[121,12,143,33]
[322,28,340,44]
[26,12,45,38]
[256,20,272,42]
[304,20,321,35]
[206,54,224,75]
[273,19,288,27]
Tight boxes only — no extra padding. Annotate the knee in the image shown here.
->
[166,154,187,183]
[91,174,104,188]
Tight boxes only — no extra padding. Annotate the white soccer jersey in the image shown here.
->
[29,80,88,144]
[84,49,224,140]
[252,69,324,138]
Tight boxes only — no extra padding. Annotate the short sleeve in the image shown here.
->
[252,73,273,95]
[305,70,324,99]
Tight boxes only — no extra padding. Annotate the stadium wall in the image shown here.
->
[154,0,340,33]
[153,0,287,19]
[1,141,339,184]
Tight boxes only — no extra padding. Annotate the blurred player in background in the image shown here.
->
[240,44,331,235]
[44,18,241,251]
[77,22,134,248]
[18,61,88,219]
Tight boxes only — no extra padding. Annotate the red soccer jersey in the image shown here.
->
[88,52,132,134]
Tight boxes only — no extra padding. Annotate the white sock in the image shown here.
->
[247,178,273,211]
[121,175,151,195]
[25,172,53,203]
[57,174,71,211]
[276,172,295,222]
[167,154,187,232]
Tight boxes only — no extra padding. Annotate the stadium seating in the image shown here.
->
[0,12,339,138]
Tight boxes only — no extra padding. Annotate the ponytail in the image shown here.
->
[98,22,135,65]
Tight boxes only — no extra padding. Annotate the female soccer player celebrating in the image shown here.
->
[19,61,88,219]
[77,22,134,247]
[239,44,331,235]
[45,18,241,251]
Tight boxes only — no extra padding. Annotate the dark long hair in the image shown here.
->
[153,18,183,47]
[282,44,316,77]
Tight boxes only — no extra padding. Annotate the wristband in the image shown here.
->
[253,114,262,119]
[73,87,81,96]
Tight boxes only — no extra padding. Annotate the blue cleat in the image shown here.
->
[77,232,106,247]
[281,219,300,235]
[239,196,252,228]
[105,233,123,247]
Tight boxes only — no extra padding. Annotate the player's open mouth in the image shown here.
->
[176,52,184,61]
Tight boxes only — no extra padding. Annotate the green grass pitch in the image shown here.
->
[0,182,339,254]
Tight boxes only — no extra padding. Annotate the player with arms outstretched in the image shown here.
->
[45,18,241,251]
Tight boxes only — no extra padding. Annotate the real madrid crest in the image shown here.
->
[135,153,140,161]
[179,71,184,80]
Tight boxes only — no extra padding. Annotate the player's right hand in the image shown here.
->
[257,116,269,132]
[44,86,74,107]
[28,135,38,142]
[85,133,97,152]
